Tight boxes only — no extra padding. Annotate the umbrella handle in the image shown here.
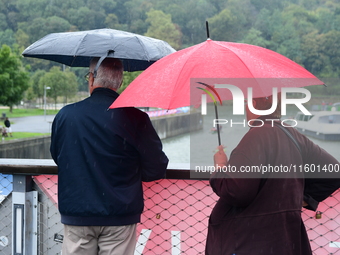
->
[94,50,115,77]
[214,103,221,146]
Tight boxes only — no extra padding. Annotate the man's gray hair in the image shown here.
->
[90,58,124,90]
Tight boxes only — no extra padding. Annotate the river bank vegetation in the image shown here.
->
[1,0,340,109]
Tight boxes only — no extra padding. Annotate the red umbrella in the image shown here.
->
[110,39,323,146]
[110,39,323,110]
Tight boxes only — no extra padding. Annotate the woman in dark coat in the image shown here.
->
[206,96,340,255]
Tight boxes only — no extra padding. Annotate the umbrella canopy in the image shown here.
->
[22,28,176,72]
[110,39,323,109]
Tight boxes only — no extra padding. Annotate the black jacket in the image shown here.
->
[4,119,10,128]
[50,88,168,226]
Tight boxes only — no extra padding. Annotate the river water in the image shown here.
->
[161,104,340,167]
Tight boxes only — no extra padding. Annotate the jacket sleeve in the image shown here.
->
[301,134,340,210]
[304,178,340,211]
[135,113,169,182]
[49,114,60,165]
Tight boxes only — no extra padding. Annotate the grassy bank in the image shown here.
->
[0,108,59,118]
[1,132,50,141]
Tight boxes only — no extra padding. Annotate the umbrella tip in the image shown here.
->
[206,21,210,40]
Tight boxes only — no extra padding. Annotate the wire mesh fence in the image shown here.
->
[1,174,340,254]
[0,174,12,254]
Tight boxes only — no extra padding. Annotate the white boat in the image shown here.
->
[294,110,340,141]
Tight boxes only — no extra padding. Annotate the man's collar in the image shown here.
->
[91,87,119,98]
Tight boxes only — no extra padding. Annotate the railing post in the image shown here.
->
[12,175,38,255]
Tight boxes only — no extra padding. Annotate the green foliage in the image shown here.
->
[122,0,155,34]
[15,0,49,21]
[145,9,181,50]
[208,9,234,41]
[62,71,78,103]
[105,14,120,28]
[209,0,253,41]
[30,69,47,104]
[2,132,50,141]
[0,29,16,47]
[319,30,340,76]
[15,29,30,48]
[0,45,29,110]
[39,66,78,108]
[1,108,59,118]
[300,31,325,74]
[242,28,271,48]
[250,0,284,11]
[24,86,35,102]
[118,71,142,94]
[0,13,7,30]
[1,0,340,100]
[70,67,88,92]
[66,7,97,31]
[18,16,72,43]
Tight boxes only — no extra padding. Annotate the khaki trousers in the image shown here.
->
[62,224,137,255]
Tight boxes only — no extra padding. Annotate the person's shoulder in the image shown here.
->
[57,103,75,113]
[60,98,89,111]
[55,101,85,119]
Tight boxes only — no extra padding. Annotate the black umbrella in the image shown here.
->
[22,28,176,72]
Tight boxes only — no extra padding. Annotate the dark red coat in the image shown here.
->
[206,120,340,255]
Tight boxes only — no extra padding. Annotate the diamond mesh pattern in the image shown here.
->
[0,174,12,255]
[138,180,217,254]
[302,190,340,255]
[1,174,340,255]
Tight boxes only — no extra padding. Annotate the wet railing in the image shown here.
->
[0,159,340,255]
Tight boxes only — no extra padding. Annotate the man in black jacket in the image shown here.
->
[50,58,168,255]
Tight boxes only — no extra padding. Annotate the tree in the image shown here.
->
[206,0,254,42]
[105,13,120,28]
[15,0,48,21]
[250,0,284,11]
[207,9,235,41]
[123,0,150,34]
[39,66,78,109]
[145,9,182,50]
[15,29,30,49]
[30,69,47,106]
[0,13,7,31]
[314,7,336,33]
[0,29,16,47]
[169,0,218,46]
[242,28,271,48]
[61,70,78,104]
[24,86,36,106]
[18,16,72,43]
[0,45,30,111]
[67,7,96,31]
[319,30,340,77]
[300,31,325,75]
[253,8,280,41]
[118,71,142,94]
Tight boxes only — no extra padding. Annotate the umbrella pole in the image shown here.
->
[214,103,222,145]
